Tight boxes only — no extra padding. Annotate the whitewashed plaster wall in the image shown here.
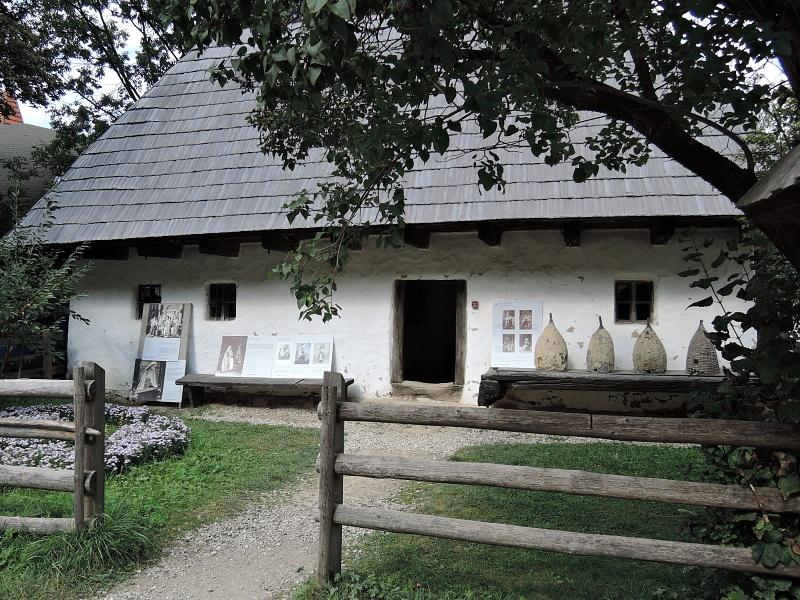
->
[67,228,750,403]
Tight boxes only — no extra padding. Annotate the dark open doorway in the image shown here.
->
[392,280,466,385]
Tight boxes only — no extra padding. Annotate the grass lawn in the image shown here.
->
[299,442,722,600]
[0,415,319,600]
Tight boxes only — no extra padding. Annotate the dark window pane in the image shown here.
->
[636,302,652,321]
[615,280,654,323]
[616,302,631,321]
[209,283,236,320]
[137,284,161,319]
[635,282,653,301]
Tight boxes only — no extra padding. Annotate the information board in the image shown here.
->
[490,301,544,368]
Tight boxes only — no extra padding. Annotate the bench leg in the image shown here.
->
[187,386,204,409]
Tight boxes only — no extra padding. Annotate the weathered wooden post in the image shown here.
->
[83,362,105,522]
[42,331,53,379]
[317,371,346,584]
[72,366,87,531]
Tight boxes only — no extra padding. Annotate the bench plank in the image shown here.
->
[478,368,725,407]
[175,374,353,408]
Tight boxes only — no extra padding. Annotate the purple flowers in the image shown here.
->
[0,404,190,473]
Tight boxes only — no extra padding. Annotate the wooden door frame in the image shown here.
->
[390,279,466,386]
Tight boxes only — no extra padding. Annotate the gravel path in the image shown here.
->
[101,404,595,600]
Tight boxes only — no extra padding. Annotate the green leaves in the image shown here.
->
[306,0,327,14]
[779,476,800,500]
[328,0,352,20]
[687,296,714,308]
[430,0,453,26]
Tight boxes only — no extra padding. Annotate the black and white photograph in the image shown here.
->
[277,343,292,361]
[216,335,248,376]
[519,310,533,330]
[294,343,311,365]
[312,342,332,365]
[519,334,533,352]
[502,333,515,353]
[145,303,185,338]
[502,310,516,330]
[130,359,165,403]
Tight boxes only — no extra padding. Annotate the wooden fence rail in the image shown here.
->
[0,362,105,533]
[316,372,800,584]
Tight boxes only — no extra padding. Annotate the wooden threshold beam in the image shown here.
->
[477,223,503,246]
[198,239,240,257]
[404,227,430,249]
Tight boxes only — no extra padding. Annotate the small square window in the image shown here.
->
[209,283,236,320]
[136,284,161,319]
[615,281,654,323]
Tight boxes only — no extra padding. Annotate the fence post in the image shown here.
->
[72,366,87,531]
[318,371,345,585]
[83,362,105,522]
[42,331,53,380]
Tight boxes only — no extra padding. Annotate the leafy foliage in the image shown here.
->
[3,0,182,174]
[0,192,89,377]
[679,224,800,598]
[161,0,799,319]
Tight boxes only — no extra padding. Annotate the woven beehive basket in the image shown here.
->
[535,314,568,371]
[686,320,721,375]
[586,316,615,373]
[632,322,667,374]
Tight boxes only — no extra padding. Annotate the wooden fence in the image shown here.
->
[316,371,800,583]
[0,332,63,379]
[0,362,105,533]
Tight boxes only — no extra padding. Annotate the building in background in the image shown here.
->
[18,46,750,406]
[0,95,56,232]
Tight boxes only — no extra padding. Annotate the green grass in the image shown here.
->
[0,417,320,600]
[299,442,721,600]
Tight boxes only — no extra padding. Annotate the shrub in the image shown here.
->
[0,404,189,472]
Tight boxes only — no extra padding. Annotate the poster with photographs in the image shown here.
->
[241,336,276,377]
[215,335,248,376]
[131,302,192,405]
[130,359,186,404]
[272,335,334,378]
[491,301,544,368]
[139,303,192,361]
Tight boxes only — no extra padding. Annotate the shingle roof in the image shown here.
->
[20,45,740,244]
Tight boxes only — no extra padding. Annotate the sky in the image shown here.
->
[17,17,142,129]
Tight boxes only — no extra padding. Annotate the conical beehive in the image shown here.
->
[535,314,568,371]
[586,316,615,373]
[686,320,720,375]
[632,322,667,374]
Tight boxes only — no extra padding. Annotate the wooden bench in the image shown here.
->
[176,374,355,408]
[478,368,726,412]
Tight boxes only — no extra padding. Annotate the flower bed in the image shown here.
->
[0,404,190,472]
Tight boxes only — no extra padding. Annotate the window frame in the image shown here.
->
[208,282,237,321]
[614,280,654,324]
[136,284,162,319]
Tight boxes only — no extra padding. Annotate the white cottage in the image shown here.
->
[20,45,747,406]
